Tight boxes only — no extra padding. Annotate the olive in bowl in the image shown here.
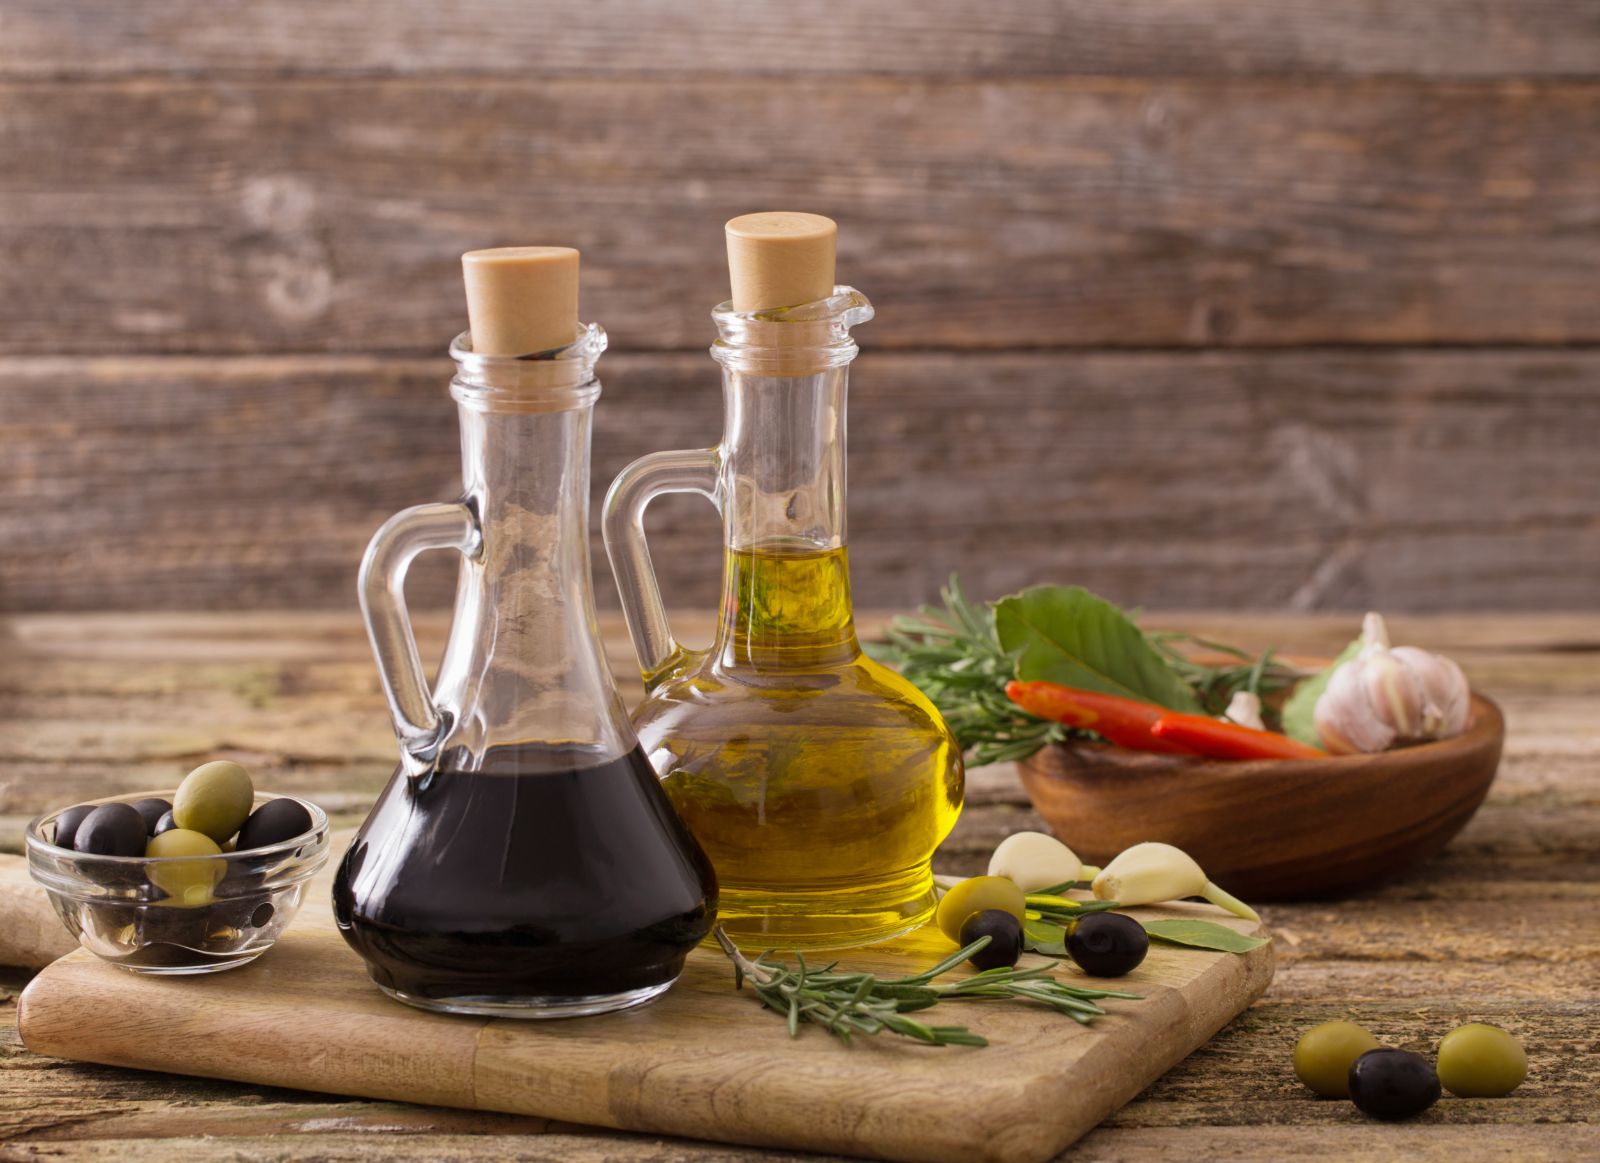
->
[26,779,327,975]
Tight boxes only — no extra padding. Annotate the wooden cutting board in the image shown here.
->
[18,853,1273,1163]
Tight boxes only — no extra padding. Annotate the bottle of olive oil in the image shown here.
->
[605,213,963,949]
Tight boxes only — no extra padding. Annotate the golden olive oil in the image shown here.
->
[632,543,964,949]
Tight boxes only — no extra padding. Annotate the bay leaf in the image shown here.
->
[1023,918,1068,956]
[1143,918,1269,954]
[994,585,1202,712]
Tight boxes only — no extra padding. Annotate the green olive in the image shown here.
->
[172,761,255,844]
[1437,1023,1526,1097]
[935,875,1027,941]
[145,828,225,906]
[1293,1020,1382,1097]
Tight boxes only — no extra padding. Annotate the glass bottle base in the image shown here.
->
[710,865,938,952]
[375,977,676,1019]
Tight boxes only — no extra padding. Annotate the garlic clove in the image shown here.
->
[1316,658,1398,754]
[1392,646,1470,738]
[1223,691,1266,731]
[1364,652,1427,740]
[988,831,1082,892]
[1091,841,1259,922]
[1092,841,1202,903]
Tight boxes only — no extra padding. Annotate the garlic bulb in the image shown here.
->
[988,831,1082,891]
[1092,841,1259,921]
[1314,613,1470,755]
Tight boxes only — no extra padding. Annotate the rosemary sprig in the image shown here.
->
[863,576,1064,765]
[1146,631,1303,718]
[716,927,1141,1047]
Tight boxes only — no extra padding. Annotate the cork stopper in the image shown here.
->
[461,246,580,356]
[725,212,837,313]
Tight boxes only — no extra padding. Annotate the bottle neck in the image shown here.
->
[713,355,857,670]
[433,331,633,767]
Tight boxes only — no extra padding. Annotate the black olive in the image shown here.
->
[130,798,173,836]
[1066,912,1149,977]
[1348,1048,1442,1121]
[73,803,149,857]
[236,798,313,851]
[152,810,180,836]
[1348,1048,1441,1120]
[52,804,94,850]
[958,909,1023,970]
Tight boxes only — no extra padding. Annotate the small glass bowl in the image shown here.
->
[26,790,328,974]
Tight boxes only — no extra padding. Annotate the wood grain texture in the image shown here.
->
[0,612,1595,1159]
[3,1,1597,624]
[1,77,1597,354]
[0,859,75,970]
[4,1,1598,80]
[16,848,1274,1163]
[6,348,1600,615]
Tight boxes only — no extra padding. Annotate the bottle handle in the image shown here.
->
[358,502,482,775]
[603,448,720,685]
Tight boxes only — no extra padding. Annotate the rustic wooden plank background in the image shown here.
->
[2,1,1598,614]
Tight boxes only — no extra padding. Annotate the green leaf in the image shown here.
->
[1023,919,1068,956]
[993,586,1202,712]
[1280,636,1363,746]
[1143,919,1270,954]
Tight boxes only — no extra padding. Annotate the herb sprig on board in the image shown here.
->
[868,576,1303,764]
[716,927,1141,1047]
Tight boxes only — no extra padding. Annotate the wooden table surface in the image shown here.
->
[2,610,1596,1161]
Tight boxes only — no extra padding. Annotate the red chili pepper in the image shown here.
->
[1005,681,1200,755]
[1149,712,1327,761]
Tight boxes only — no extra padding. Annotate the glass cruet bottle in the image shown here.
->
[604,213,964,950]
[333,247,717,1017]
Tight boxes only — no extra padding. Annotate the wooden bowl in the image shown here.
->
[1015,693,1504,900]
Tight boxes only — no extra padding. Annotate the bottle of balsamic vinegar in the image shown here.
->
[604,214,964,950]
[334,247,717,1017]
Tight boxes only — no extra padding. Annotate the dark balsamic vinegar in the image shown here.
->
[333,742,717,1008]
